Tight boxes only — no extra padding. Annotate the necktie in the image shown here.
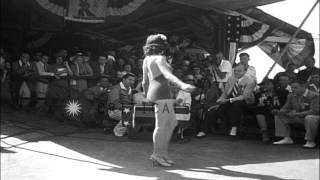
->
[231,79,240,98]
[100,65,104,74]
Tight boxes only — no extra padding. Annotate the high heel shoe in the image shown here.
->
[163,157,175,165]
[150,156,172,167]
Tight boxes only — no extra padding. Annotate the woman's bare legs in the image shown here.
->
[152,100,169,157]
[151,100,176,166]
[162,100,177,161]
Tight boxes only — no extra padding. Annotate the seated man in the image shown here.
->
[254,78,289,143]
[273,80,319,148]
[239,53,257,83]
[216,63,256,136]
[273,63,297,85]
[79,77,111,127]
[297,57,319,82]
[106,73,135,127]
[192,75,220,138]
[275,73,292,93]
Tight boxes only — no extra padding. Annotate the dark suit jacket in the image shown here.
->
[11,60,36,90]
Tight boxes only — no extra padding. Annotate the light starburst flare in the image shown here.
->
[65,100,81,117]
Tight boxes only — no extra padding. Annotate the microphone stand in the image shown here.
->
[198,65,219,134]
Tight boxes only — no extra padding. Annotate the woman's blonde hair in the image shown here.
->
[143,34,169,56]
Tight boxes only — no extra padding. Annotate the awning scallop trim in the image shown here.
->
[35,0,146,17]
[35,0,66,16]
[106,0,146,16]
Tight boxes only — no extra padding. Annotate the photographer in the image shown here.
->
[79,77,111,127]
[209,52,232,94]
[105,73,135,134]
[254,79,289,143]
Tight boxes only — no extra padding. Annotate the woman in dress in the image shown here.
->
[142,34,196,167]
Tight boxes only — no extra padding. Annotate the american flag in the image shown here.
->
[121,105,134,127]
[226,15,241,43]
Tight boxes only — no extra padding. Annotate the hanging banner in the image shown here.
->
[65,0,108,23]
[258,30,314,69]
[239,16,273,49]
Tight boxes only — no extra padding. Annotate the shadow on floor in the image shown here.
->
[1,107,319,180]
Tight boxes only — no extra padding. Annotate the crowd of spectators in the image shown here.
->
[1,35,319,148]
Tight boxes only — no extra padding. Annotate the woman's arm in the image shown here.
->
[142,59,149,96]
[155,56,184,88]
[135,81,143,92]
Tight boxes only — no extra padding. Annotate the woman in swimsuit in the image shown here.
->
[142,34,196,167]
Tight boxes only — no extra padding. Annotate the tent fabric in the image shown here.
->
[26,32,53,49]
[31,0,65,31]
[184,10,226,55]
[238,8,313,39]
[239,8,315,68]
[168,0,284,10]
[258,30,314,68]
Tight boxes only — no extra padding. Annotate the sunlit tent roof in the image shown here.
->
[169,0,285,10]
[0,0,314,68]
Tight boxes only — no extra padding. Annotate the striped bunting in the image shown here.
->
[239,17,273,48]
